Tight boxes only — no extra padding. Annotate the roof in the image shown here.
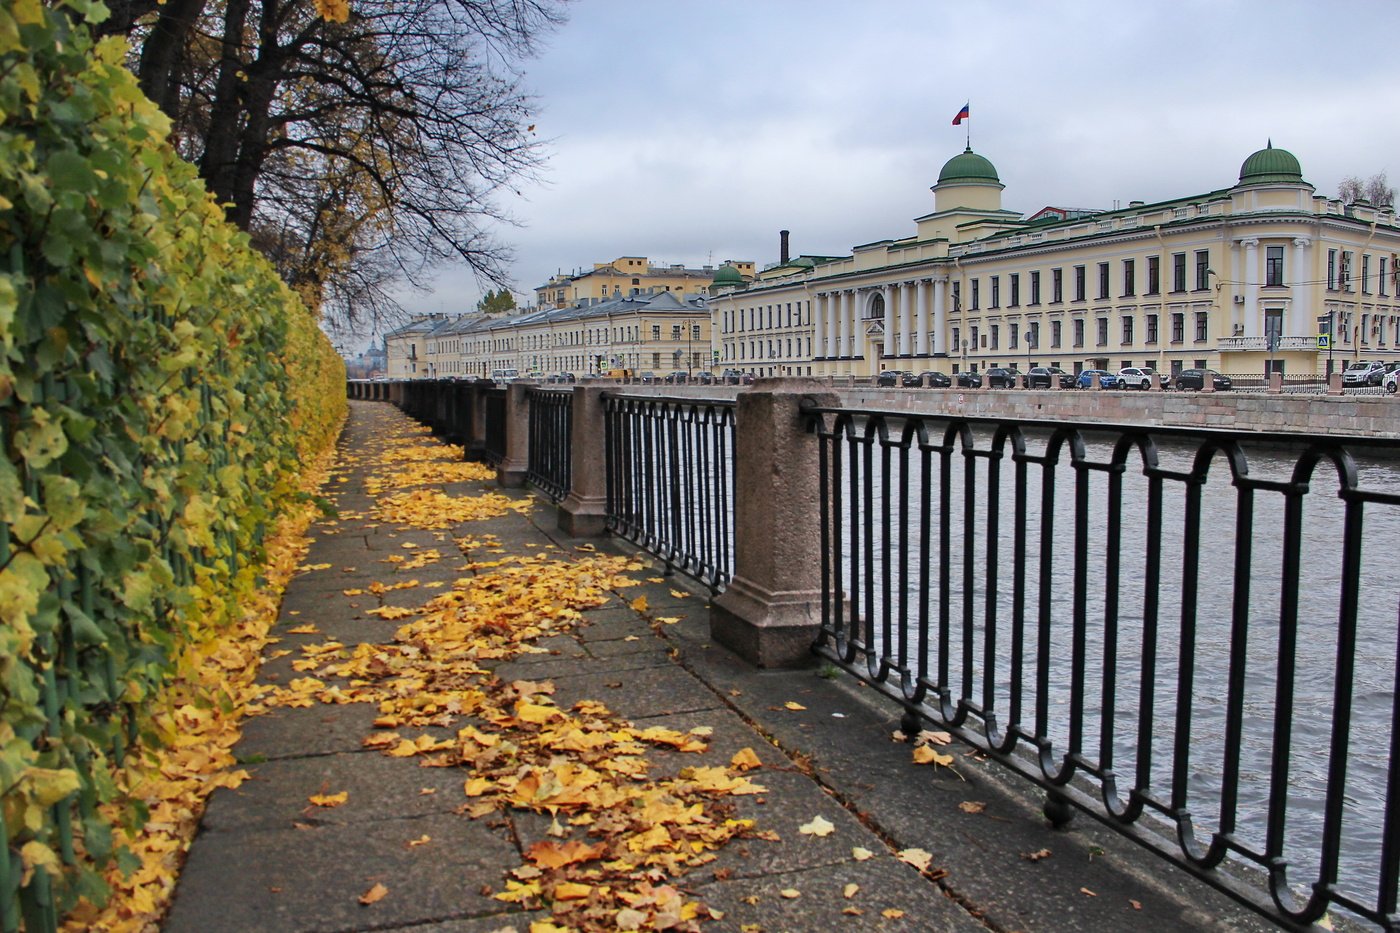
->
[937,147,1000,185]
[1238,140,1305,186]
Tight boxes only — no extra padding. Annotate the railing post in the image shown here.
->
[1268,371,1283,394]
[1328,373,1344,396]
[497,380,534,488]
[557,387,607,536]
[711,379,837,667]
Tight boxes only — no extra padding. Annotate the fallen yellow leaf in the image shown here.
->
[882,908,905,919]
[779,888,801,899]
[730,747,762,771]
[897,848,933,872]
[798,816,835,837]
[308,791,348,807]
[358,883,388,905]
[843,883,859,899]
[852,846,874,861]
[630,595,648,612]
[783,701,806,711]
[912,745,953,767]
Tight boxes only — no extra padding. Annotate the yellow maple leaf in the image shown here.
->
[730,747,762,771]
[309,791,348,807]
[912,745,954,767]
[630,595,648,613]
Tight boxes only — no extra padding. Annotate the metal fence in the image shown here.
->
[805,404,1400,930]
[526,388,572,503]
[603,395,736,592]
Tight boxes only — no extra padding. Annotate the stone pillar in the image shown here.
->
[711,379,838,667]
[1268,371,1283,394]
[466,384,488,461]
[930,277,944,356]
[812,293,826,359]
[496,380,534,488]
[826,293,839,362]
[915,279,930,356]
[1328,373,1343,396]
[557,386,609,536]
[1242,237,1260,338]
[1291,237,1312,336]
[881,284,896,359]
[901,281,915,358]
[839,290,852,358]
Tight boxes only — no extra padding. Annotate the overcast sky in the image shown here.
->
[369,0,1400,345]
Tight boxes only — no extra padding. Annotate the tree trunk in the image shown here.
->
[135,0,207,118]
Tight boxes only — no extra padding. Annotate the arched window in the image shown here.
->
[868,293,885,320]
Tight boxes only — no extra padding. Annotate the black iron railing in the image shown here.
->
[526,388,572,503]
[483,388,507,466]
[805,405,1400,931]
[604,395,736,592]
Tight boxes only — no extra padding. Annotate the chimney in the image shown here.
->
[779,229,790,265]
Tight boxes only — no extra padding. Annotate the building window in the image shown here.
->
[1029,321,1040,348]
[1195,250,1210,290]
[990,276,1000,309]
[1030,271,1041,305]
[1073,319,1085,348]
[1122,316,1134,345]
[1146,314,1158,344]
[1097,262,1110,300]
[951,326,960,352]
[1074,266,1086,301]
[1122,259,1135,297]
[672,324,682,339]
[652,325,661,340]
[1266,246,1285,287]
[1097,317,1109,346]
[693,323,701,339]
[1010,273,1020,307]
[1341,251,1353,290]
[1328,249,1337,289]
[1009,322,1019,349]
[971,279,980,310]
[990,324,1000,350]
[1382,258,1390,297]
[1172,253,1187,292]
[971,325,979,348]
[1363,255,1372,294]
[1147,256,1160,295]
[952,282,961,311]
[1195,311,1208,341]
[1051,320,1062,348]
[1052,268,1063,303]
[1171,313,1185,343]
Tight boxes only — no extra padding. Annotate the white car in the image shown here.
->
[1115,367,1156,390]
[1385,369,1399,394]
[1341,361,1382,386]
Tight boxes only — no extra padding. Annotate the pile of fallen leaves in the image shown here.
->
[268,548,770,931]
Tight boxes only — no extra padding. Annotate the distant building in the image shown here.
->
[708,142,1400,379]
[535,256,754,309]
[383,314,447,378]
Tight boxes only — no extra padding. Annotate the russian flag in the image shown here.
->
[952,103,969,126]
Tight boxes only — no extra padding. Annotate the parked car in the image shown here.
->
[877,370,911,387]
[694,372,715,385]
[1341,360,1382,387]
[955,371,983,388]
[1026,366,1074,389]
[663,371,689,384]
[1076,369,1114,389]
[1173,368,1232,391]
[1386,369,1400,394]
[1367,361,1400,386]
[1115,367,1156,390]
[638,371,658,384]
[721,369,746,385]
[985,367,1022,388]
[916,370,952,388]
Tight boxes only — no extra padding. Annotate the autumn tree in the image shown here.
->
[1338,172,1396,207]
[97,0,565,327]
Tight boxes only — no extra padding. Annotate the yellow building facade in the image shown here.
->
[536,256,755,309]
[709,143,1400,379]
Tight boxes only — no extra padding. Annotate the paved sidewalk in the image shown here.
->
[164,400,1273,932]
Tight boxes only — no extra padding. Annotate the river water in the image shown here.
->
[820,419,1400,916]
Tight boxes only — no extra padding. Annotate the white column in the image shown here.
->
[811,293,825,359]
[827,294,838,359]
[881,284,895,359]
[834,287,845,355]
[1242,237,1260,338]
[901,282,915,357]
[915,279,930,356]
[930,277,945,356]
[1291,238,1311,336]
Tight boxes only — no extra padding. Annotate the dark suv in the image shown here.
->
[877,370,911,387]
[1172,369,1232,391]
[1026,366,1073,389]
[912,371,952,388]
[985,367,1022,388]
[956,371,983,388]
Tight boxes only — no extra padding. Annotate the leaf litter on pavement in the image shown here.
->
[255,423,774,931]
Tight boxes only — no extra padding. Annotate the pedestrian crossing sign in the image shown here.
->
[1317,334,1331,349]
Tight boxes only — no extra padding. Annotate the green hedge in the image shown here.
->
[0,0,346,926]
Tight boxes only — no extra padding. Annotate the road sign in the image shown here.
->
[1317,334,1331,349]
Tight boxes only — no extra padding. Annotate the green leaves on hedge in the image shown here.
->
[0,0,345,923]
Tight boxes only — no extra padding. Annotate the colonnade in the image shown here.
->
[811,276,947,361]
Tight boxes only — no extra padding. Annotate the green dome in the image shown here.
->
[711,264,744,286]
[937,147,1000,185]
[1238,141,1304,185]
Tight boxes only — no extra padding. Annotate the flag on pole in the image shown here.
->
[952,102,970,126]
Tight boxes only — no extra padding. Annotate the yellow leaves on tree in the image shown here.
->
[314,0,351,23]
